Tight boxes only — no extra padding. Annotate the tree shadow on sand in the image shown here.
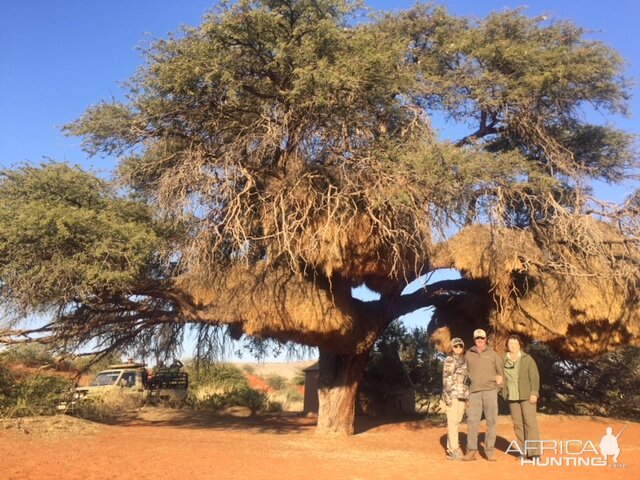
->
[437,432,517,459]
[354,413,446,434]
[89,410,448,436]
[92,409,318,435]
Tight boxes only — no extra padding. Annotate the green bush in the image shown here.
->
[242,364,255,374]
[70,395,140,420]
[189,386,269,414]
[187,362,249,391]
[3,374,73,417]
[291,369,305,386]
[361,321,443,414]
[265,400,283,413]
[65,353,123,374]
[0,362,15,410]
[282,386,303,403]
[264,373,287,391]
[529,343,640,420]
[0,344,54,367]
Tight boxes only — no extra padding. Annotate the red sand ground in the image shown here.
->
[245,373,272,392]
[1,411,638,480]
[245,372,305,395]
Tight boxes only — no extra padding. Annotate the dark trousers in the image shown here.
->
[508,399,540,456]
[466,389,498,454]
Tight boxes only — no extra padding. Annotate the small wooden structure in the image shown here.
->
[302,362,320,413]
[302,361,415,414]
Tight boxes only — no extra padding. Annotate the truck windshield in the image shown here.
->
[90,371,121,386]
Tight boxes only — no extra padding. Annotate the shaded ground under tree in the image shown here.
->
[1,0,638,435]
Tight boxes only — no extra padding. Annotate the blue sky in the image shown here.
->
[2,0,639,177]
[2,1,638,361]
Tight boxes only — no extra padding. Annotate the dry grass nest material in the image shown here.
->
[435,221,640,356]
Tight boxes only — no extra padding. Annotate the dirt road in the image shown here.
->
[1,410,637,480]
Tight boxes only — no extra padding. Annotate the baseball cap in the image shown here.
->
[451,337,465,347]
[473,329,487,339]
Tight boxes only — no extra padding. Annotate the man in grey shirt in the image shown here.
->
[462,329,503,461]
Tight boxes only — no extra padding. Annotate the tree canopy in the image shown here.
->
[1,0,638,433]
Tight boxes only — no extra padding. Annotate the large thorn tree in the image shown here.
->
[1,1,638,434]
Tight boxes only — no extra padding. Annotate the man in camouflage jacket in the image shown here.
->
[442,337,469,460]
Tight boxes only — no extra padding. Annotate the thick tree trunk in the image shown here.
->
[316,348,371,435]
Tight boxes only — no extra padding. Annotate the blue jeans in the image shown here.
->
[466,389,498,454]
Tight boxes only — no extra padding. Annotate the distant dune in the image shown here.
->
[233,359,317,380]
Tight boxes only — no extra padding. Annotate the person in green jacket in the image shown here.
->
[502,334,541,459]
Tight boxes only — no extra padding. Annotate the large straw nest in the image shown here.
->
[256,165,430,282]
[434,221,640,357]
[175,263,379,354]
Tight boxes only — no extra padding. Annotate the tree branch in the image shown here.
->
[390,278,488,319]
[455,110,502,147]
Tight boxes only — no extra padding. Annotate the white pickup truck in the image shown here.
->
[58,362,189,411]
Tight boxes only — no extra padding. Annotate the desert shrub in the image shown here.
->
[0,362,15,410]
[264,373,287,391]
[361,321,443,414]
[265,400,283,413]
[186,362,248,391]
[267,386,303,412]
[65,353,123,374]
[242,364,255,374]
[528,344,640,421]
[0,344,54,367]
[189,386,269,414]
[290,369,305,386]
[185,361,272,413]
[70,395,140,420]
[3,374,73,417]
[282,386,303,403]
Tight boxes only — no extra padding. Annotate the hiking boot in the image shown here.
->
[446,449,463,461]
[462,450,478,461]
[485,451,497,462]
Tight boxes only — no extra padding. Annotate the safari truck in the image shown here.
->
[58,361,188,411]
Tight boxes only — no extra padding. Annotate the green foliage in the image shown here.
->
[400,328,444,405]
[185,361,278,413]
[1,373,73,417]
[186,362,249,391]
[264,373,287,391]
[0,362,14,410]
[189,386,269,414]
[1,0,637,374]
[0,163,164,315]
[241,364,255,374]
[64,353,124,375]
[291,369,305,386]
[281,386,303,403]
[528,344,640,421]
[0,344,54,367]
[361,321,443,412]
[58,0,635,274]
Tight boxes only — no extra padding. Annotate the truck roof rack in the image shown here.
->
[107,363,145,369]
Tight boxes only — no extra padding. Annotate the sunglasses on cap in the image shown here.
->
[452,344,463,349]
[474,336,486,340]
